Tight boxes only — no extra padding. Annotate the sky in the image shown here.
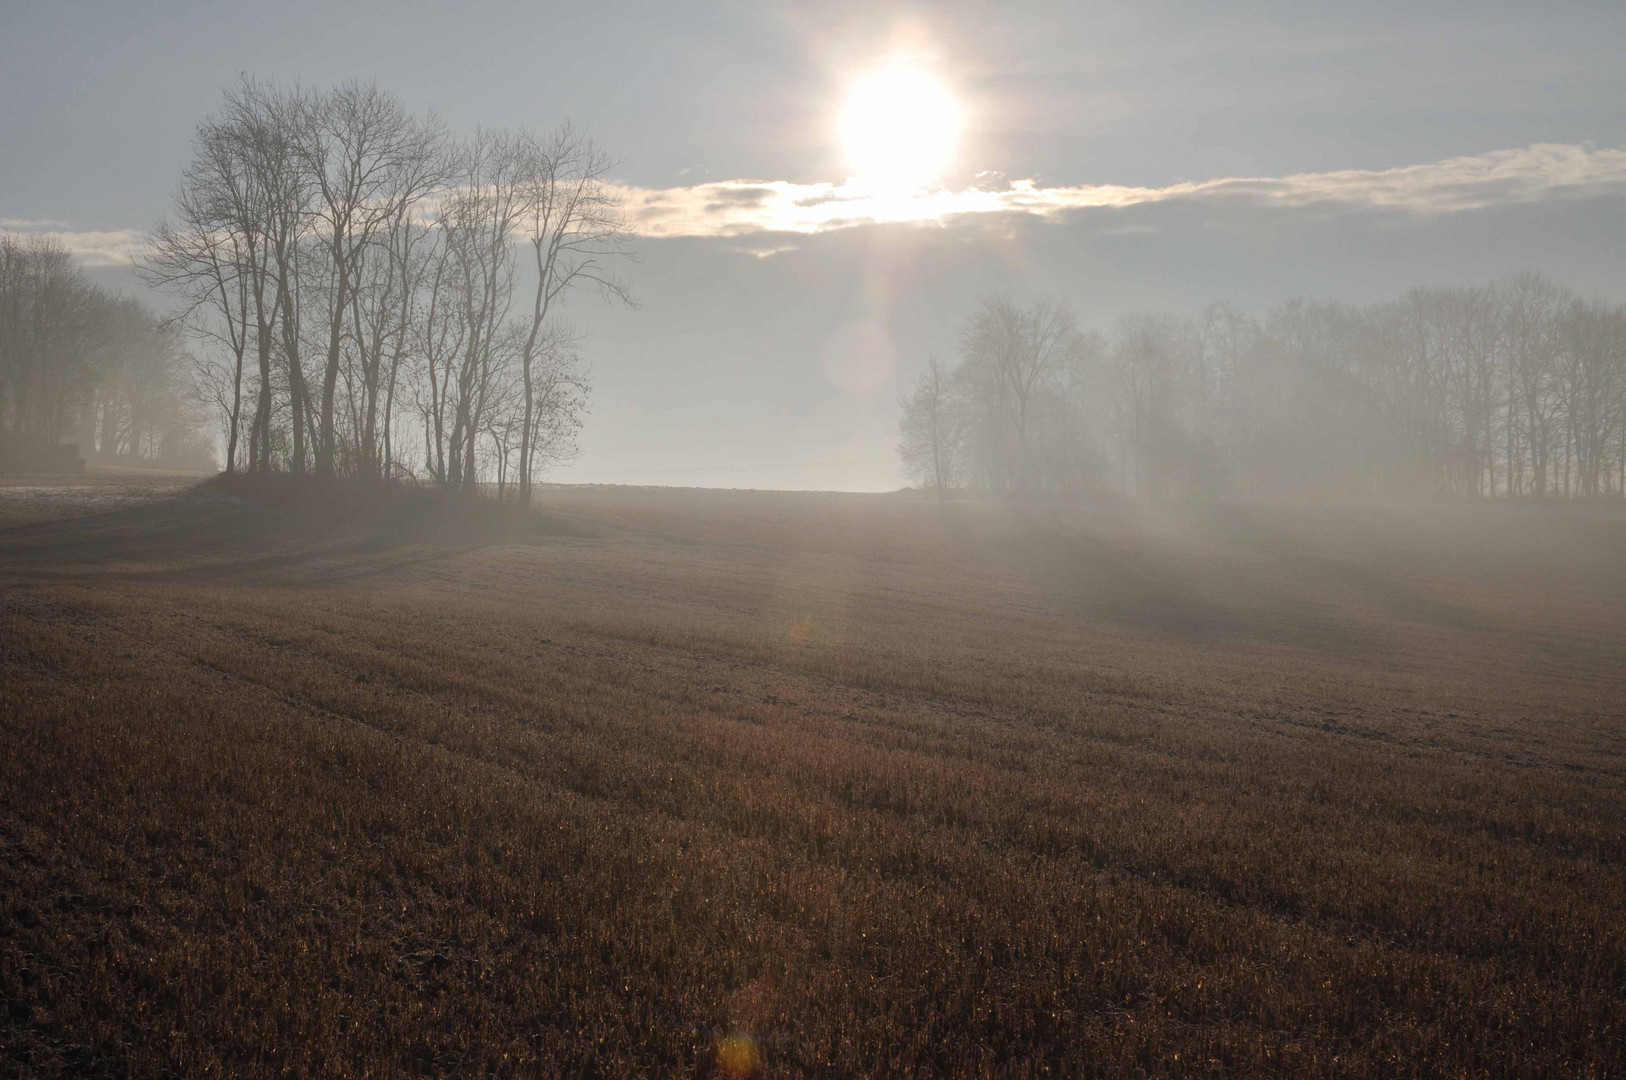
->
[4,0,1626,489]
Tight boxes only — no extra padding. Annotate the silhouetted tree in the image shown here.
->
[138,77,628,493]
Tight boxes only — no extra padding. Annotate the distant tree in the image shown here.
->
[1553,297,1624,497]
[5,235,209,470]
[903,270,1626,503]
[898,355,958,499]
[958,297,1081,494]
[0,235,109,448]
[1110,313,1205,500]
[87,299,210,468]
[1500,272,1567,497]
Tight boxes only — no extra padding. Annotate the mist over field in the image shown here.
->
[3,2,1625,1077]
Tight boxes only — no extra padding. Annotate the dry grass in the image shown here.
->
[2,476,1623,1077]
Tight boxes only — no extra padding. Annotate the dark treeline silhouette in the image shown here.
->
[139,77,634,497]
[0,234,211,473]
[902,278,1626,501]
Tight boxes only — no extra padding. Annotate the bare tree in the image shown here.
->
[141,170,253,472]
[0,235,107,449]
[898,355,958,499]
[294,81,441,478]
[907,270,1626,504]
[1501,272,1567,497]
[959,297,1079,494]
[206,78,314,473]
[433,130,528,491]
[512,125,634,501]
[7,236,208,471]
[519,320,588,484]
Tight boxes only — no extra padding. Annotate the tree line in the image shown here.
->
[140,78,634,497]
[0,234,210,471]
[901,275,1626,501]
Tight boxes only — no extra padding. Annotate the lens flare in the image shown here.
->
[715,1033,761,1076]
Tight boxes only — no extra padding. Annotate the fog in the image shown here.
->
[5,6,1626,1075]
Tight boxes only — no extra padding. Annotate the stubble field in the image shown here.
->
[1,473,1623,1077]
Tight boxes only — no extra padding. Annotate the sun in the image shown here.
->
[839,63,961,191]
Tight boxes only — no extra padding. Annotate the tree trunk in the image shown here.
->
[317,252,350,478]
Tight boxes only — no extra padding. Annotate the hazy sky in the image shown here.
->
[5,1,1626,488]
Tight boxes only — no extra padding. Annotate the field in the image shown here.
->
[2,473,1623,1078]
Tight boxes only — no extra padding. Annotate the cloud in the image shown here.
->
[616,143,1626,239]
[8,144,1621,269]
[0,220,147,267]
[0,217,68,230]
[721,241,800,259]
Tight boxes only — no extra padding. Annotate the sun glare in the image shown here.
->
[839,64,961,191]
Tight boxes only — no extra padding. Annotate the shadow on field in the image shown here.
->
[0,473,593,588]
[1190,503,1495,636]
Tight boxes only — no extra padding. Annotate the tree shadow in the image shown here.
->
[0,482,592,590]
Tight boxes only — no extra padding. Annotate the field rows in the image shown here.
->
[2,483,1624,1076]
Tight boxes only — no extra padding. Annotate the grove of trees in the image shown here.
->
[901,277,1626,502]
[0,233,210,471]
[140,78,633,497]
